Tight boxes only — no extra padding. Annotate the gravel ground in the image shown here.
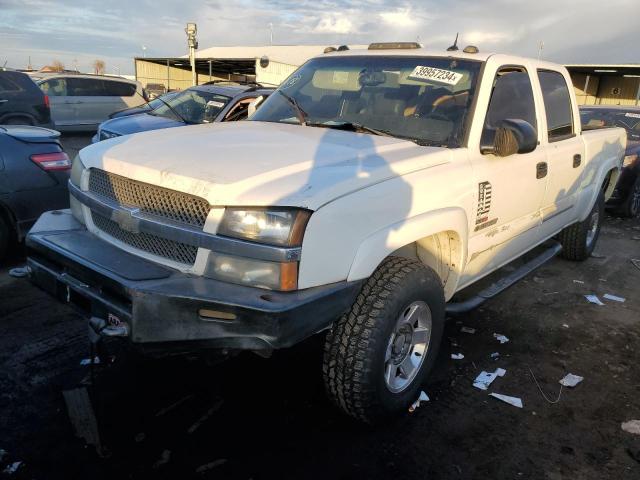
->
[0,195,639,478]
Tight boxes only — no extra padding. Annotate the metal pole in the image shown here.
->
[166,59,170,91]
[583,75,590,105]
[190,47,196,86]
[208,60,212,82]
[635,79,640,106]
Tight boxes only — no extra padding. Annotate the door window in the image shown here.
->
[483,69,537,132]
[537,70,574,141]
[39,78,68,96]
[67,78,106,96]
[0,76,21,93]
[103,81,137,97]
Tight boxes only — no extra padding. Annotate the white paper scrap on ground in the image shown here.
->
[490,393,523,408]
[473,368,506,390]
[80,356,100,366]
[573,280,585,284]
[451,353,464,360]
[409,391,430,412]
[603,294,625,303]
[490,352,500,358]
[621,420,640,435]
[460,326,476,334]
[559,373,584,388]
[493,333,509,344]
[585,295,605,306]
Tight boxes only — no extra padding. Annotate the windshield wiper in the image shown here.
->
[307,121,396,138]
[277,90,308,125]
[153,95,190,124]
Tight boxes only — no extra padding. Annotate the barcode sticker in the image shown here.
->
[408,66,463,85]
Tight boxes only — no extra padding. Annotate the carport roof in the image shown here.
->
[135,57,256,76]
[566,64,640,76]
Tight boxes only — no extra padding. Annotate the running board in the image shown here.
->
[446,241,563,314]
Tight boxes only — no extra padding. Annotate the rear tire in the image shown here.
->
[322,256,445,423]
[559,192,604,261]
[620,177,640,218]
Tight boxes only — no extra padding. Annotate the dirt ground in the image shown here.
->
[0,135,638,479]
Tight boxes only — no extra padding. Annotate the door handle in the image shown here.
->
[536,162,548,179]
[0,99,8,104]
[573,154,582,168]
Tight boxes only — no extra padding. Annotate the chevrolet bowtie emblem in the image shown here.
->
[111,208,140,233]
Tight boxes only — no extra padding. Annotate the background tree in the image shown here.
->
[51,60,64,72]
[92,59,106,75]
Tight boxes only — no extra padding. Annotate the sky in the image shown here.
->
[1,0,639,75]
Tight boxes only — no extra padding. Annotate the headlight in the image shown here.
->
[69,155,86,224]
[204,253,298,291]
[100,129,120,141]
[623,154,638,167]
[70,154,84,186]
[217,208,311,246]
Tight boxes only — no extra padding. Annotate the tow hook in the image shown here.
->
[88,315,130,344]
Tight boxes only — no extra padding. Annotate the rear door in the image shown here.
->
[536,69,584,226]
[0,73,23,120]
[102,79,140,112]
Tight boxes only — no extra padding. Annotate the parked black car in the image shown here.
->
[0,126,70,258]
[0,70,52,127]
[581,105,640,217]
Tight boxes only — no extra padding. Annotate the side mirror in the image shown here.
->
[481,119,537,157]
[247,95,266,117]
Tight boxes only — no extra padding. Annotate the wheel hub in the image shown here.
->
[384,301,433,393]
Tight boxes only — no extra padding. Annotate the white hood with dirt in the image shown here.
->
[78,121,450,210]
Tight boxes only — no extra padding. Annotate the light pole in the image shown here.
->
[185,23,198,86]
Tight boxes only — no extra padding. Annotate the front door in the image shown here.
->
[463,67,548,284]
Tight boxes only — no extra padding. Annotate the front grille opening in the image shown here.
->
[92,212,198,266]
[88,168,210,228]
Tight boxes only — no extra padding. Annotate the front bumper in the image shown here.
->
[26,210,362,353]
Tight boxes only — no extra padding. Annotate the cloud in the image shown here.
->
[379,8,417,27]
[463,31,509,45]
[0,0,638,74]
[312,15,356,34]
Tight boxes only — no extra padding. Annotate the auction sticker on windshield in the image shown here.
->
[408,66,463,85]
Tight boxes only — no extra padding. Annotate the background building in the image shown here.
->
[134,46,640,107]
[134,45,365,91]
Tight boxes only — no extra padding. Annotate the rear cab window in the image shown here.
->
[537,70,574,142]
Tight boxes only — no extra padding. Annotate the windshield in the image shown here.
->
[580,109,640,141]
[251,55,482,147]
[151,90,231,124]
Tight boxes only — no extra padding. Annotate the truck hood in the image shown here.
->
[79,121,451,210]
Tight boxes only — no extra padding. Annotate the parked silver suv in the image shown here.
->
[37,74,146,132]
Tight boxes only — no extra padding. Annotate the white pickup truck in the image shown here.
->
[26,44,625,423]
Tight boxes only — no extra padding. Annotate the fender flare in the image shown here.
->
[347,207,469,286]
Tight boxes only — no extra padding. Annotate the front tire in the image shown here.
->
[0,216,10,260]
[559,192,604,261]
[322,256,445,423]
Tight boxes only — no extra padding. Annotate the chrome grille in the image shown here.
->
[88,168,210,228]
[92,212,198,266]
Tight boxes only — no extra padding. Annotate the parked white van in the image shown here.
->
[37,74,146,132]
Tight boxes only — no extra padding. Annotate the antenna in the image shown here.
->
[537,41,544,60]
[447,33,459,52]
